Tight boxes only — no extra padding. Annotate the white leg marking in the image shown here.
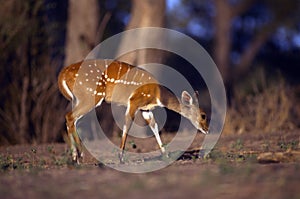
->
[156,98,164,107]
[142,111,152,120]
[143,111,165,153]
[122,125,127,137]
[125,104,130,116]
[95,98,104,107]
[151,122,165,153]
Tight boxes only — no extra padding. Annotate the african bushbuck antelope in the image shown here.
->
[58,59,208,163]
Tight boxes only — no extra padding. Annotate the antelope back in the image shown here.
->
[59,59,158,106]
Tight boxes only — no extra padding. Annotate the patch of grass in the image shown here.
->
[0,146,74,172]
[204,148,259,165]
[51,151,70,166]
[231,139,244,150]
[223,68,294,134]
[47,145,55,154]
[47,147,84,167]
[0,155,25,171]
[278,140,299,151]
[205,149,224,161]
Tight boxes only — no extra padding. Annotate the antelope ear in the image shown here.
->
[194,91,199,100]
[181,91,193,106]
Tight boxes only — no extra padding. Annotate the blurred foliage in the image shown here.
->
[167,0,300,59]
[0,0,299,144]
[0,0,66,144]
[223,67,296,134]
[98,0,131,39]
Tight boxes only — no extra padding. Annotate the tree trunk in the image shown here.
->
[213,0,232,85]
[118,0,166,65]
[64,0,100,66]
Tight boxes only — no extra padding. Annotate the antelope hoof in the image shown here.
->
[162,151,170,159]
[71,150,83,164]
[119,151,125,164]
[71,151,78,163]
[160,147,170,159]
[72,155,79,164]
[160,146,166,154]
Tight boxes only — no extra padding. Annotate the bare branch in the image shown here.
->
[235,24,275,78]
[95,12,112,45]
[230,0,257,18]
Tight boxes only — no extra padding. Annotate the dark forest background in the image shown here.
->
[0,0,299,145]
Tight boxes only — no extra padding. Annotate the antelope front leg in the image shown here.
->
[142,111,166,154]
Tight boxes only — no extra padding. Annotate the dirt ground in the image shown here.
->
[0,130,299,199]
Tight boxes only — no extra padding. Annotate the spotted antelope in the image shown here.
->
[58,59,208,163]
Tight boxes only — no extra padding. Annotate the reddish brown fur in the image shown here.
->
[58,59,208,163]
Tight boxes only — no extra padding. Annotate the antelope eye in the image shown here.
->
[200,113,206,120]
